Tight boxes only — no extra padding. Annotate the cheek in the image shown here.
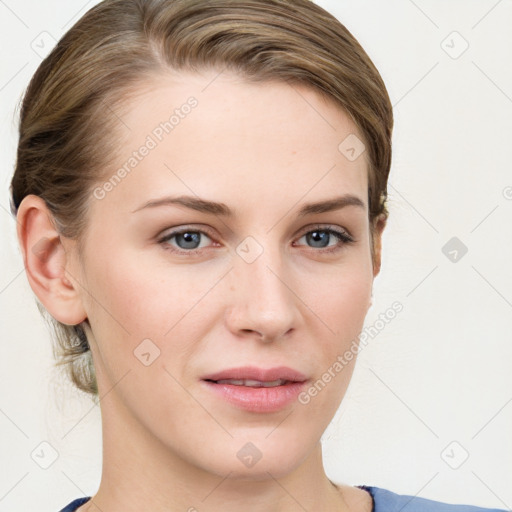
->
[81,251,204,402]
[83,246,213,336]
[298,258,373,340]
[334,271,372,333]
[80,246,227,392]
[296,269,371,423]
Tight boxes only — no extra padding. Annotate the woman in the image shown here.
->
[10,0,507,511]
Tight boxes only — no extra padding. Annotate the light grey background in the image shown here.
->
[1,1,511,510]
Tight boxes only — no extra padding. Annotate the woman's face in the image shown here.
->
[71,70,382,479]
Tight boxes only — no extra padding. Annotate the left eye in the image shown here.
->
[160,230,213,251]
[295,228,353,249]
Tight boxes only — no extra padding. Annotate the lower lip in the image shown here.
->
[202,380,308,413]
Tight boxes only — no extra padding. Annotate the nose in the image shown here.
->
[224,247,300,343]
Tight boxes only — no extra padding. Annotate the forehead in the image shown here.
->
[94,70,369,217]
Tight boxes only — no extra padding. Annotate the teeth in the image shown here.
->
[216,379,288,387]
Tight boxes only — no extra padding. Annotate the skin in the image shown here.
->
[18,70,385,511]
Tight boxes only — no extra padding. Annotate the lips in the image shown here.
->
[201,366,309,413]
[201,366,308,385]
[215,378,288,388]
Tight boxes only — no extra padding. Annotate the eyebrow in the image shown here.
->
[132,195,232,216]
[297,194,365,216]
[132,193,366,217]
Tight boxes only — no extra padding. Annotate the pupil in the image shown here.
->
[307,230,329,248]
[177,232,201,249]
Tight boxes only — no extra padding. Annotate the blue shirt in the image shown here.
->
[58,486,508,511]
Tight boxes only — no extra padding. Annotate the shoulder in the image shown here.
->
[58,496,91,512]
[359,486,508,512]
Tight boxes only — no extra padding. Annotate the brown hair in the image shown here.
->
[11,0,393,396]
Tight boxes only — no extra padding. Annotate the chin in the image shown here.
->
[194,432,315,481]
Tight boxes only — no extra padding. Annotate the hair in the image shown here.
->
[10,0,393,396]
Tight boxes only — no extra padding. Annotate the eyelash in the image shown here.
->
[158,226,219,256]
[157,225,355,256]
[297,226,355,254]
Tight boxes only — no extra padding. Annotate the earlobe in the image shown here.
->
[16,195,87,325]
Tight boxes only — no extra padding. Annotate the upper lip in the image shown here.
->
[202,366,308,382]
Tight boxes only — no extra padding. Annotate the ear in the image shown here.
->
[371,213,387,278]
[16,194,87,325]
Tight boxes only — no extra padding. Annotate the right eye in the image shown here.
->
[158,227,216,254]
